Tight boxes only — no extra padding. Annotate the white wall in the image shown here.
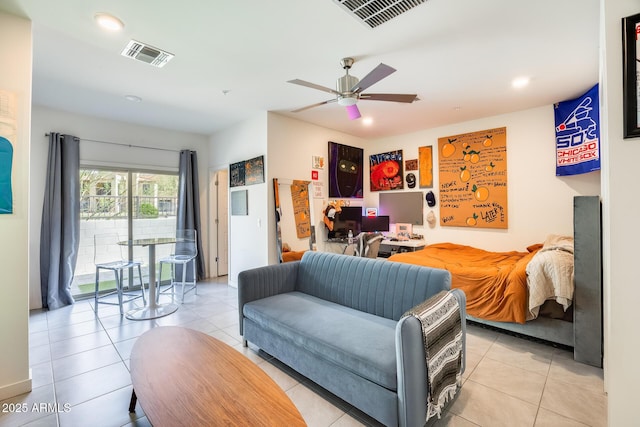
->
[29,106,210,308]
[260,108,600,264]
[369,105,601,251]
[211,113,369,277]
[601,0,639,424]
[209,113,269,286]
[267,113,368,262]
[0,12,32,400]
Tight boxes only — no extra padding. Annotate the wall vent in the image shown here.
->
[333,0,427,28]
[121,40,174,68]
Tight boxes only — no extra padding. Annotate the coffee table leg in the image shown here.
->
[129,389,137,413]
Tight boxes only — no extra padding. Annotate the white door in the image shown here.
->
[210,169,229,277]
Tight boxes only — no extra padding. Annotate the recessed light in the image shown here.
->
[512,76,530,89]
[362,117,373,126]
[95,13,124,31]
[124,95,142,102]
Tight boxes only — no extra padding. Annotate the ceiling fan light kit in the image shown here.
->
[338,95,358,107]
[288,57,417,120]
[346,104,361,120]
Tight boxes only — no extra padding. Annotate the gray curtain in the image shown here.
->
[40,133,80,310]
[177,150,205,280]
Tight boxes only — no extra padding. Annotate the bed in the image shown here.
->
[281,249,306,263]
[389,237,572,324]
[281,243,307,263]
[389,196,602,367]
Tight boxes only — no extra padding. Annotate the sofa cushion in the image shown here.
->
[243,291,398,390]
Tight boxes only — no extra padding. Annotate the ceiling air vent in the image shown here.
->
[121,40,174,68]
[333,0,427,28]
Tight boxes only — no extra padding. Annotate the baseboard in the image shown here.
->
[0,372,32,401]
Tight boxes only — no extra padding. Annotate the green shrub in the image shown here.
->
[140,203,158,218]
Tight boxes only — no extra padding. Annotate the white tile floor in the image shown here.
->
[1,279,607,427]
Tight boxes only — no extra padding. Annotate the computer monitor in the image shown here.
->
[361,216,390,232]
[327,206,362,239]
[379,192,423,225]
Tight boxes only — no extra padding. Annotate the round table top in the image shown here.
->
[119,237,176,246]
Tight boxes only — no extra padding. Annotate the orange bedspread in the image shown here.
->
[388,243,541,324]
[282,250,306,263]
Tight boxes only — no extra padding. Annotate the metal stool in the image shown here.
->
[94,233,146,315]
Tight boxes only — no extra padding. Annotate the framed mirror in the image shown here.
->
[273,178,316,263]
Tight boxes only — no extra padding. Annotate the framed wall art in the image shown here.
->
[230,155,265,187]
[0,136,13,214]
[328,141,363,198]
[229,161,245,187]
[0,89,16,214]
[623,13,640,138]
[244,155,265,185]
[418,146,433,188]
[369,150,403,192]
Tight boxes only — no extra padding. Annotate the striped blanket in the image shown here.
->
[402,290,462,422]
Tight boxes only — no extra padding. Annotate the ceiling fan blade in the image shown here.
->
[291,99,336,113]
[287,79,341,96]
[359,93,418,103]
[350,63,396,93]
[346,104,361,120]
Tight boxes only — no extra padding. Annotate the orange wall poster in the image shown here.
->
[418,146,433,188]
[438,127,508,229]
[291,180,311,238]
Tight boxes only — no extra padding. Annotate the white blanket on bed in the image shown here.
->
[526,235,575,320]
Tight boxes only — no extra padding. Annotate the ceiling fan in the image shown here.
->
[287,57,417,120]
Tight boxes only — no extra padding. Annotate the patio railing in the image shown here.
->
[80,195,178,219]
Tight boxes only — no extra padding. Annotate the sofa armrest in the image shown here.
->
[395,288,466,427]
[237,261,300,335]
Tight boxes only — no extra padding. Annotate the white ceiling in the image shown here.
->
[1,0,600,139]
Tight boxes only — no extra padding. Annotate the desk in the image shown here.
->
[121,238,179,320]
[129,326,306,426]
[378,239,426,258]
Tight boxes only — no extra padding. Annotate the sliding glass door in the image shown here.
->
[72,167,179,298]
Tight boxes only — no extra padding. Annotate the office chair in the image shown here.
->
[93,233,146,316]
[354,232,384,258]
[158,229,198,303]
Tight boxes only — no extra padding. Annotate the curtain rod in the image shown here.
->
[44,133,180,153]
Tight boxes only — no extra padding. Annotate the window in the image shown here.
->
[72,168,179,297]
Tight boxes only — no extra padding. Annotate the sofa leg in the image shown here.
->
[243,339,248,347]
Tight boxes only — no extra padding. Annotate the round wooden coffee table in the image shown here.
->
[129,326,306,426]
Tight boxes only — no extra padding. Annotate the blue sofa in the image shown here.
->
[238,251,466,427]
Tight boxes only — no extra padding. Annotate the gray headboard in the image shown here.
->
[573,195,603,367]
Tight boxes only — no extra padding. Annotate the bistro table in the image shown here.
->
[120,237,179,320]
